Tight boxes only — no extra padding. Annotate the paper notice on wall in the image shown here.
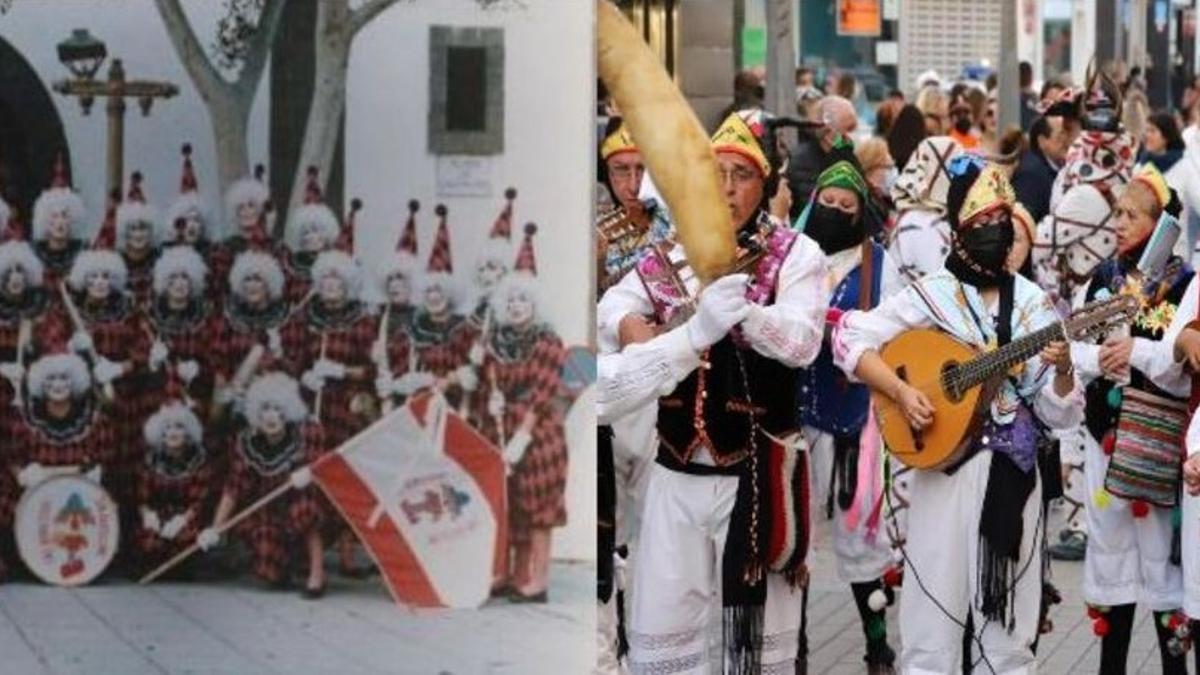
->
[875,41,898,66]
[436,156,493,197]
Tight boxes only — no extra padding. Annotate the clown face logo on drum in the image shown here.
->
[15,476,119,586]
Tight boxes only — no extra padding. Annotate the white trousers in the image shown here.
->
[597,594,626,675]
[900,451,1042,675]
[627,463,804,675]
[1082,433,1182,610]
[806,426,898,583]
[1181,483,1200,618]
[1056,425,1089,534]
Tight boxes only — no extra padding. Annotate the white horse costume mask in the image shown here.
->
[1032,182,1117,310]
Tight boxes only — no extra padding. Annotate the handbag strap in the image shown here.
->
[857,240,875,311]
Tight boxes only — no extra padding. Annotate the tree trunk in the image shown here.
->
[210,96,250,228]
[288,0,352,211]
[764,0,795,118]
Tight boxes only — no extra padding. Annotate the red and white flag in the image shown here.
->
[312,393,507,608]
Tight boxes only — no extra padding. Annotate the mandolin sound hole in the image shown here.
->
[942,361,963,403]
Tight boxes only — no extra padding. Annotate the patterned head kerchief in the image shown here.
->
[953,159,1016,228]
[711,110,771,177]
[815,160,869,203]
[1129,162,1171,211]
[600,122,637,161]
[1051,130,1135,210]
[891,136,962,213]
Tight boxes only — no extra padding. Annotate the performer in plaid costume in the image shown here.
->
[476,270,568,603]
[162,145,220,304]
[134,402,213,576]
[371,254,416,408]
[468,190,515,331]
[208,166,285,305]
[0,242,71,407]
[2,353,122,580]
[145,246,221,414]
[199,373,327,597]
[115,172,162,310]
[288,250,377,448]
[31,154,87,292]
[282,168,342,306]
[212,252,290,417]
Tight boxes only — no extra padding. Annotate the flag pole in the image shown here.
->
[139,397,438,585]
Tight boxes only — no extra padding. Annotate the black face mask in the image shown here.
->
[945,222,1013,288]
[953,116,973,134]
[804,202,863,254]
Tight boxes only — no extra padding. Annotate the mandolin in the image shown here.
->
[874,293,1138,470]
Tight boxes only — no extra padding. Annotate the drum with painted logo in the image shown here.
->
[15,475,119,586]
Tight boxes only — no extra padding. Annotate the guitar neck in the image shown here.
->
[954,323,1064,390]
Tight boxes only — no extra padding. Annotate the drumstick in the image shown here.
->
[59,283,115,400]
[11,318,29,408]
[313,333,328,421]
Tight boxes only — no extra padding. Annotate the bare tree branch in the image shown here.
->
[350,0,401,37]
[154,0,225,96]
[233,0,287,99]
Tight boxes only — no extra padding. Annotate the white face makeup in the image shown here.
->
[237,201,261,233]
[240,274,268,305]
[257,403,285,436]
[125,220,153,251]
[386,275,411,306]
[3,266,26,297]
[300,224,327,253]
[424,284,449,315]
[505,290,534,326]
[166,273,192,303]
[47,208,72,242]
[86,271,112,300]
[318,273,347,304]
[44,372,74,402]
[163,420,188,449]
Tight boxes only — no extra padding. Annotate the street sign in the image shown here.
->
[875,41,898,66]
[837,0,882,37]
[882,0,899,21]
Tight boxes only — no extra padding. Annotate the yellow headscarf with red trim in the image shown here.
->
[600,123,637,161]
[1129,163,1171,211]
[710,112,771,177]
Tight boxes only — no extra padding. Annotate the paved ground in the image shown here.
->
[0,560,593,674]
[806,504,1174,674]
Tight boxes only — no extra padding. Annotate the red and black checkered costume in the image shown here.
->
[144,299,223,414]
[225,421,326,583]
[122,250,158,311]
[134,439,214,571]
[0,290,71,410]
[3,397,122,496]
[281,300,378,449]
[280,249,320,307]
[407,310,477,409]
[378,304,414,406]
[34,239,85,297]
[212,297,290,393]
[73,291,152,456]
[476,325,569,541]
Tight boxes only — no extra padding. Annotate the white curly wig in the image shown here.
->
[0,241,45,287]
[244,372,308,425]
[311,250,361,298]
[223,176,269,229]
[68,249,128,293]
[417,271,460,308]
[143,401,204,447]
[285,203,340,252]
[474,238,513,276]
[228,251,285,300]
[32,188,85,241]
[162,192,209,244]
[116,201,161,251]
[488,271,540,325]
[28,353,91,398]
[153,245,209,296]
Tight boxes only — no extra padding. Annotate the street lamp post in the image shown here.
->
[51,29,179,195]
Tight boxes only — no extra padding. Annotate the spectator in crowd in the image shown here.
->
[717,70,764,125]
[1020,61,1038,129]
[1040,79,1066,107]
[1182,99,1200,151]
[786,95,858,216]
[886,104,928,170]
[1138,111,1187,174]
[854,137,898,234]
[875,97,904,137]
[916,86,949,136]
[1012,115,1068,224]
[795,65,823,117]
[947,93,980,150]
[836,71,857,101]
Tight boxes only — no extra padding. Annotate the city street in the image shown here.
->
[0,561,593,674]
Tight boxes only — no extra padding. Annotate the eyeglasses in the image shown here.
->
[718,167,760,185]
[608,164,644,180]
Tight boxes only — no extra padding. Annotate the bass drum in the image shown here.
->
[15,475,119,586]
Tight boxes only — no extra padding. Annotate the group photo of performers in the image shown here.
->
[593,5,1200,672]
[0,142,574,605]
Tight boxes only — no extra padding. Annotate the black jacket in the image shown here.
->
[1010,148,1058,225]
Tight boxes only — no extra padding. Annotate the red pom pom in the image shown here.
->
[1102,431,1116,455]
[1087,606,1102,620]
[1131,500,1150,518]
[882,566,903,588]
[1093,616,1110,637]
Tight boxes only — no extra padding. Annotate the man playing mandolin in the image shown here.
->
[833,156,1083,674]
